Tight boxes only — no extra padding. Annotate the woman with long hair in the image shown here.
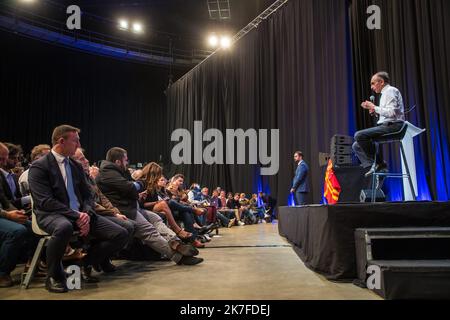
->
[140,162,192,240]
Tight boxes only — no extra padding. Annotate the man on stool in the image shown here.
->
[353,72,405,178]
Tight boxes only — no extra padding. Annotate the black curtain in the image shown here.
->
[351,0,450,200]
[167,0,355,205]
[0,30,185,165]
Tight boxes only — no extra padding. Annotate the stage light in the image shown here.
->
[220,36,231,49]
[118,19,129,30]
[208,34,219,47]
[18,0,36,3]
[132,22,143,34]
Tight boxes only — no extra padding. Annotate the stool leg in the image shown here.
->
[21,237,47,289]
[371,142,379,203]
[400,143,416,200]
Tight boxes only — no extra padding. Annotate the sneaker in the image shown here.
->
[238,221,245,226]
[228,218,236,228]
[177,256,204,266]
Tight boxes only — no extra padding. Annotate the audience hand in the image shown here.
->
[115,213,128,221]
[290,188,295,194]
[7,210,28,224]
[89,165,99,180]
[139,190,148,201]
[76,212,90,235]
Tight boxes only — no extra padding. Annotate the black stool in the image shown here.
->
[370,122,416,203]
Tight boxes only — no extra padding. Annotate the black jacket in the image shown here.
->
[28,152,95,223]
[96,161,143,220]
[0,171,24,209]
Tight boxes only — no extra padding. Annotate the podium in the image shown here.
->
[400,121,426,200]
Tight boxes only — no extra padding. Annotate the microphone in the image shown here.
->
[369,95,376,117]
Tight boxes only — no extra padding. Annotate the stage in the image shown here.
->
[278,202,450,282]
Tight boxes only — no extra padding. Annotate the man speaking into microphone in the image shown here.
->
[352,72,405,177]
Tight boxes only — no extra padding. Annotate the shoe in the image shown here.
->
[81,266,100,283]
[365,162,388,177]
[0,275,13,288]
[192,239,205,248]
[364,166,376,177]
[45,276,68,293]
[177,256,204,266]
[198,224,214,235]
[176,228,193,240]
[173,242,199,257]
[203,234,212,242]
[228,218,236,228]
[238,221,245,226]
[63,248,86,262]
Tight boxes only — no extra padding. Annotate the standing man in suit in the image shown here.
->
[290,151,309,206]
[28,125,128,293]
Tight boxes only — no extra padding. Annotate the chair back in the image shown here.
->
[31,198,49,236]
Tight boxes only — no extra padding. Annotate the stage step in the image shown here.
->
[354,227,450,299]
[367,260,450,300]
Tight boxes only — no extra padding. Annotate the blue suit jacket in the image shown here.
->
[292,161,309,193]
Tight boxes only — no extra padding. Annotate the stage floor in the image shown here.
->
[0,223,379,300]
[278,201,450,282]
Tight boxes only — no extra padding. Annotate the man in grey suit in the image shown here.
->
[290,151,309,206]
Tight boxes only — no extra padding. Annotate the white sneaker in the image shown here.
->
[262,220,267,224]
[238,221,245,226]
[264,214,271,219]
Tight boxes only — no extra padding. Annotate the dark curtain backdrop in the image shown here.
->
[167,0,355,205]
[0,30,184,165]
[351,0,450,201]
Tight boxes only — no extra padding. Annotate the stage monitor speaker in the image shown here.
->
[331,134,353,146]
[360,189,385,202]
[319,152,331,167]
[330,144,353,155]
[331,155,353,167]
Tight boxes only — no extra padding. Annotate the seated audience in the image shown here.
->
[0,143,37,288]
[95,147,203,265]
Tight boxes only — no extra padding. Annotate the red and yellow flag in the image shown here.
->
[323,159,341,204]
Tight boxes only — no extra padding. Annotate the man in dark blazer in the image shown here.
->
[0,143,31,210]
[290,151,310,206]
[28,125,128,293]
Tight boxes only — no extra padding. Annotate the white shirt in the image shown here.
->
[51,149,69,187]
[18,169,30,195]
[51,149,80,210]
[374,84,405,125]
